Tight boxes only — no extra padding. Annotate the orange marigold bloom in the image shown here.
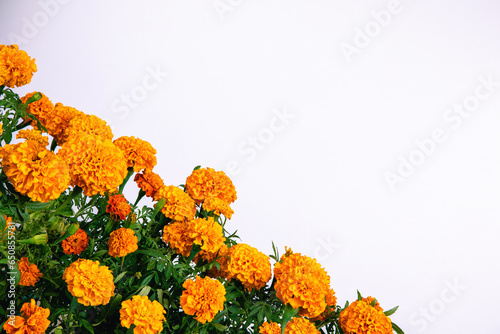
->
[259,321,281,334]
[185,167,237,205]
[203,197,234,219]
[0,140,70,202]
[339,299,392,334]
[20,92,54,128]
[134,169,165,199]
[156,185,196,221]
[120,295,166,334]
[58,133,128,196]
[162,217,225,257]
[62,228,89,255]
[225,243,271,291]
[64,113,113,143]
[108,227,138,257]
[0,44,37,88]
[43,102,83,144]
[284,317,319,334]
[180,275,226,324]
[273,250,335,318]
[63,258,115,306]
[3,299,50,334]
[114,136,157,172]
[18,257,42,286]
[107,194,132,221]
[16,129,49,146]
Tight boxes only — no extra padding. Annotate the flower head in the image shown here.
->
[203,197,234,219]
[64,113,114,143]
[42,102,83,144]
[284,317,319,334]
[0,140,70,202]
[120,295,166,334]
[63,259,115,306]
[156,185,196,221]
[107,194,132,221]
[18,257,42,286]
[224,243,272,291]
[180,275,226,324]
[20,92,54,128]
[58,133,128,196]
[114,136,157,172]
[16,129,49,146]
[339,299,392,334]
[62,228,89,255]
[108,227,138,257]
[134,170,165,199]
[0,44,37,88]
[259,321,281,334]
[3,299,50,334]
[185,167,237,205]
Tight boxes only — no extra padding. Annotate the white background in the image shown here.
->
[2,1,500,333]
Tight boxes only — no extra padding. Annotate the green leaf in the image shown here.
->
[94,294,122,325]
[57,206,75,217]
[281,304,299,334]
[370,299,378,307]
[193,165,201,171]
[384,305,399,316]
[357,290,363,301]
[114,271,128,284]
[79,318,94,334]
[392,322,405,334]
[138,285,151,296]
[211,323,228,331]
[26,201,54,211]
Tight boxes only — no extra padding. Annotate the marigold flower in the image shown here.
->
[180,275,226,324]
[259,321,281,334]
[162,217,225,257]
[16,129,49,146]
[108,227,138,257]
[64,113,114,143]
[3,299,50,334]
[185,167,237,205]
[120,295,166,334]
[134,170,165,199]
[17,257,42,286]
[114,136,157,172]
[339,299,392,334]
[203,197,234,219]
[107,194,132,221]
[273,250,335,318]
[0,44,37,88]
[20,92,54,128]
[63,258,115,306]
[284,317,319,334]
[58,133,128,196]
[42,102,83,144]
[0,140,70,202]
[62,228,89,255]
[224,243,271,291]
[156,185,196,221]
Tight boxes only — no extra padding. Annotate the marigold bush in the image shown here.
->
[0,45,404,334]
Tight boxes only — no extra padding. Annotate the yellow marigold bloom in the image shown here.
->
[120,295,166,334]
[259,321,281,334]
[3,299,50,334]
[339,299,392,334]
[0,140,70,202]
[203,197,234,219]
[180,275,226,324]
[63,258,115,306]
[273,250,335,318]
[225,243,271,291]
[156,185,196,221]
[43,102,83,144]
[284,317,319,334]
[134,170,165,199]
[20,92,54,128]
[62,228,89,255]
[18,257,42,286]
[65,113,113,143]
[185,167,237,205]
[16,129,49,146]
[58,133,128,196]
[114,136,157,172]
[108,227,138,257]
[107,194,132,221]
[0,44,37,88]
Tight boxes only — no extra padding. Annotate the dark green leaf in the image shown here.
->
[392,322,405,334]
[384,305,399,316]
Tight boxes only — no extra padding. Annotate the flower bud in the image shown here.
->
[18,233,48,245]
